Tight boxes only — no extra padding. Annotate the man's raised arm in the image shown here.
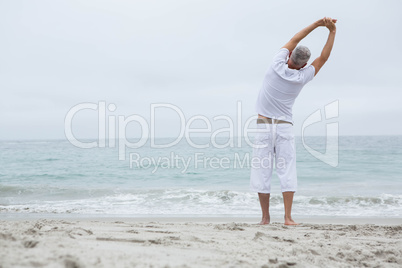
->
[282,18,328,52]
[311,17,337,76]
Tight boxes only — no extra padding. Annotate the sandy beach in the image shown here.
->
[0,217,401,268]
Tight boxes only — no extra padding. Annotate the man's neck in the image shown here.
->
[287,60,301,70]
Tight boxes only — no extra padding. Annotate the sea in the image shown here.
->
[0,136,401,218]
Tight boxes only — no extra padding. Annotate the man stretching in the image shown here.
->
[250,17,337,225]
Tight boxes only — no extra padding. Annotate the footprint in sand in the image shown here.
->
[63,255,82,268]
[23,240,39,248]
[309,249,320,256]
[253,231,282,242]
[0,233,16,241]
[68,228,93,239]
[213,223,245,231]
[24,228,38,235]
[253,231,269,241]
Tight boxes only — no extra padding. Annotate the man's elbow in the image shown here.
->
[319,55,329,63]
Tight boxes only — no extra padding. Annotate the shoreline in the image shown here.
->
[1,214,401,225]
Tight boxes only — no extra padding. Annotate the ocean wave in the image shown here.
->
[0,188,401,217]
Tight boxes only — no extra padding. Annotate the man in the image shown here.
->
[250,17,337,225]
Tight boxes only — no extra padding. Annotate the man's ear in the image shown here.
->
[289,51,292,58]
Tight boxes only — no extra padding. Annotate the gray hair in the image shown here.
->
[290,45,311,68]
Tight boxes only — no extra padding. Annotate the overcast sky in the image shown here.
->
[1,0,401,140]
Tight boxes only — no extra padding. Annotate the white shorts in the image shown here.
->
[249,123,297,194]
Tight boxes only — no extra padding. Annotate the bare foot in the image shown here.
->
[258,217,270,225]
[284,217,299,226]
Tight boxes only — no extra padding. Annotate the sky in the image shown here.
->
[0,0,401,140]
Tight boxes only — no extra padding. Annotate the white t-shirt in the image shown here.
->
[256,48,315,124]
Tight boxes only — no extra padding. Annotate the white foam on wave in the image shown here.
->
[0,189,401,217]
